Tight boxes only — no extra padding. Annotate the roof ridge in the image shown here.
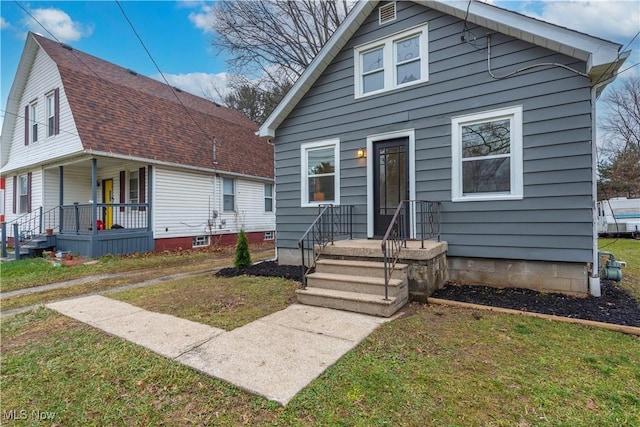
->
[31,32,256,129]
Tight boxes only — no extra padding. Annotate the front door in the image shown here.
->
[102,179,114,229]
[373,138,409,237]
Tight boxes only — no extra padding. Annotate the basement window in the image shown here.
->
[192,235,210,248]
[264,231,274,241]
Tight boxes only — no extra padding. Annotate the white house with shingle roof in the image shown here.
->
[1,32,275,258]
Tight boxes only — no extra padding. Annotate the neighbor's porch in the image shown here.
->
[2,157,154,259]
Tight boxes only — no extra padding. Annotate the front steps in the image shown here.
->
[297,259,409,317]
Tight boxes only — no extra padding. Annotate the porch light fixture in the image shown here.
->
[357,148,366,158]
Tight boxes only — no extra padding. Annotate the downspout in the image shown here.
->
[589,75,618,297]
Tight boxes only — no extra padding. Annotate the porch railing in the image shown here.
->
[60,203,149,233]
[298,204,354,288]
[1,206,62,240]
[381,200,441,300]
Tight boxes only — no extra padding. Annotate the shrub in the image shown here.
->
[233,230,252,269]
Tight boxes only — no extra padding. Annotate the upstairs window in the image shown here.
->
[451,106,523,201]
[223,178,235,212]
[46,92,56,137]
[30,102,38,143]
[354,24,428,98]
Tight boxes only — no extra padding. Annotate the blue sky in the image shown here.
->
[1,0,639,127]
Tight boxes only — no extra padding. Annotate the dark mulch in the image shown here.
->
[432,281,640,327]
[217,261,640,327]
[217,261,303,281]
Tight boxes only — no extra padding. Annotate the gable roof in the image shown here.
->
[259,0,629,138]
[3,32,273,179]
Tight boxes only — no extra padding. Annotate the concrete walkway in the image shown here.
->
[46,296,388,405]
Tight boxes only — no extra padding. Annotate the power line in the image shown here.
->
[0,109,80,138]
[593,29,640,87]
[114,0,215,142]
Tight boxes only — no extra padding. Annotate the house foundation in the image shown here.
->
[447,257,589,296]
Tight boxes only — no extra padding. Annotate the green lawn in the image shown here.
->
[599,238,640,301]
[2,301,639,426]
[0,244,274,294]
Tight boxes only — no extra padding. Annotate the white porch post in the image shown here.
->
[91,158,98,236]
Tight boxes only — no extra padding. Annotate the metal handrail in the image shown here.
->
[381,200,441,300]
[298,204,353,288]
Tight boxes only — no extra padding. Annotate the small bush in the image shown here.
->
[233,230,252,269]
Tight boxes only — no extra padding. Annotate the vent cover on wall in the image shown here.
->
[379,2,397,25]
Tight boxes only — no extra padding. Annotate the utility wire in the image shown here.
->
[114,0,214,142]
[593,29,640,87]
[0,109,80,138]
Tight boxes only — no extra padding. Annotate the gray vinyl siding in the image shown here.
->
[274,1,593,263]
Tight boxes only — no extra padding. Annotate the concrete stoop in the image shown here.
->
[297,259,409,317]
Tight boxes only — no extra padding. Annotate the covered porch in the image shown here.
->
[2,156,154,259]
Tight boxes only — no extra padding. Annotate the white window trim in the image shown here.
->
[222,177,235,212]
[192,235,210,248]
[46,92,55,138]
[451,105,524,202]
[354,23,429,99]
[128,170,139,210]
[18,174,29,214]
[366,129,416,238]
[29,102,38,144]
[301,139,341,207]
[264,183,274,212]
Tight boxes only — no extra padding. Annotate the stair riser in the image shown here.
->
[315,264,407,281]
[296,292,408,317]
[306,277,406,298]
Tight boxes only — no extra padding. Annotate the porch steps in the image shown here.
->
[297,259,409,317]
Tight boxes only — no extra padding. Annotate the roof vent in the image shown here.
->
[173,86,183,93]
[379,2,396,25]
[127,69,138,76]
[61,43,73,51]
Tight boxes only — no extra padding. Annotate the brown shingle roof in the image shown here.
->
[33,33,273,179]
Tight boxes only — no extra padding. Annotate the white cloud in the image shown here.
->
[512,1,639,43]
[1,17,11,30]
[22,8,93,42]
[188,4,216,34]
[153,72,230,103]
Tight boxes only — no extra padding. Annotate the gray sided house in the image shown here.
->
[1,33,275,260]
[260,0,628,301]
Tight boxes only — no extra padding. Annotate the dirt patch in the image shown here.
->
[1,314,78,353]
[432,281,640,327]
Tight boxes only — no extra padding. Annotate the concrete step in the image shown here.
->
[315,259,407,281]
[306,272,406,298]
[296,287,408,317]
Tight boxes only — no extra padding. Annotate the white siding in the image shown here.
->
[3,46,83,173]
[154,166,275,239]
[4,168,43,224]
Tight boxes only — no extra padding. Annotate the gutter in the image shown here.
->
[589,75,618,297]
[81,149,274,183]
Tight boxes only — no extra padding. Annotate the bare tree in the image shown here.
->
[598,77,640,199]
[209,0,354,120]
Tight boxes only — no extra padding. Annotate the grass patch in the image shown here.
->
[599,238,640,302]
[3,304,639,426]
[110,274,299,330]
[0,244,274,293]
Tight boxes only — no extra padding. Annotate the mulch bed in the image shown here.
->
[218,261,640,327]
[432,281,640,327]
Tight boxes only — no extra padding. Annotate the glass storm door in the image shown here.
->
[373,138,409,236]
